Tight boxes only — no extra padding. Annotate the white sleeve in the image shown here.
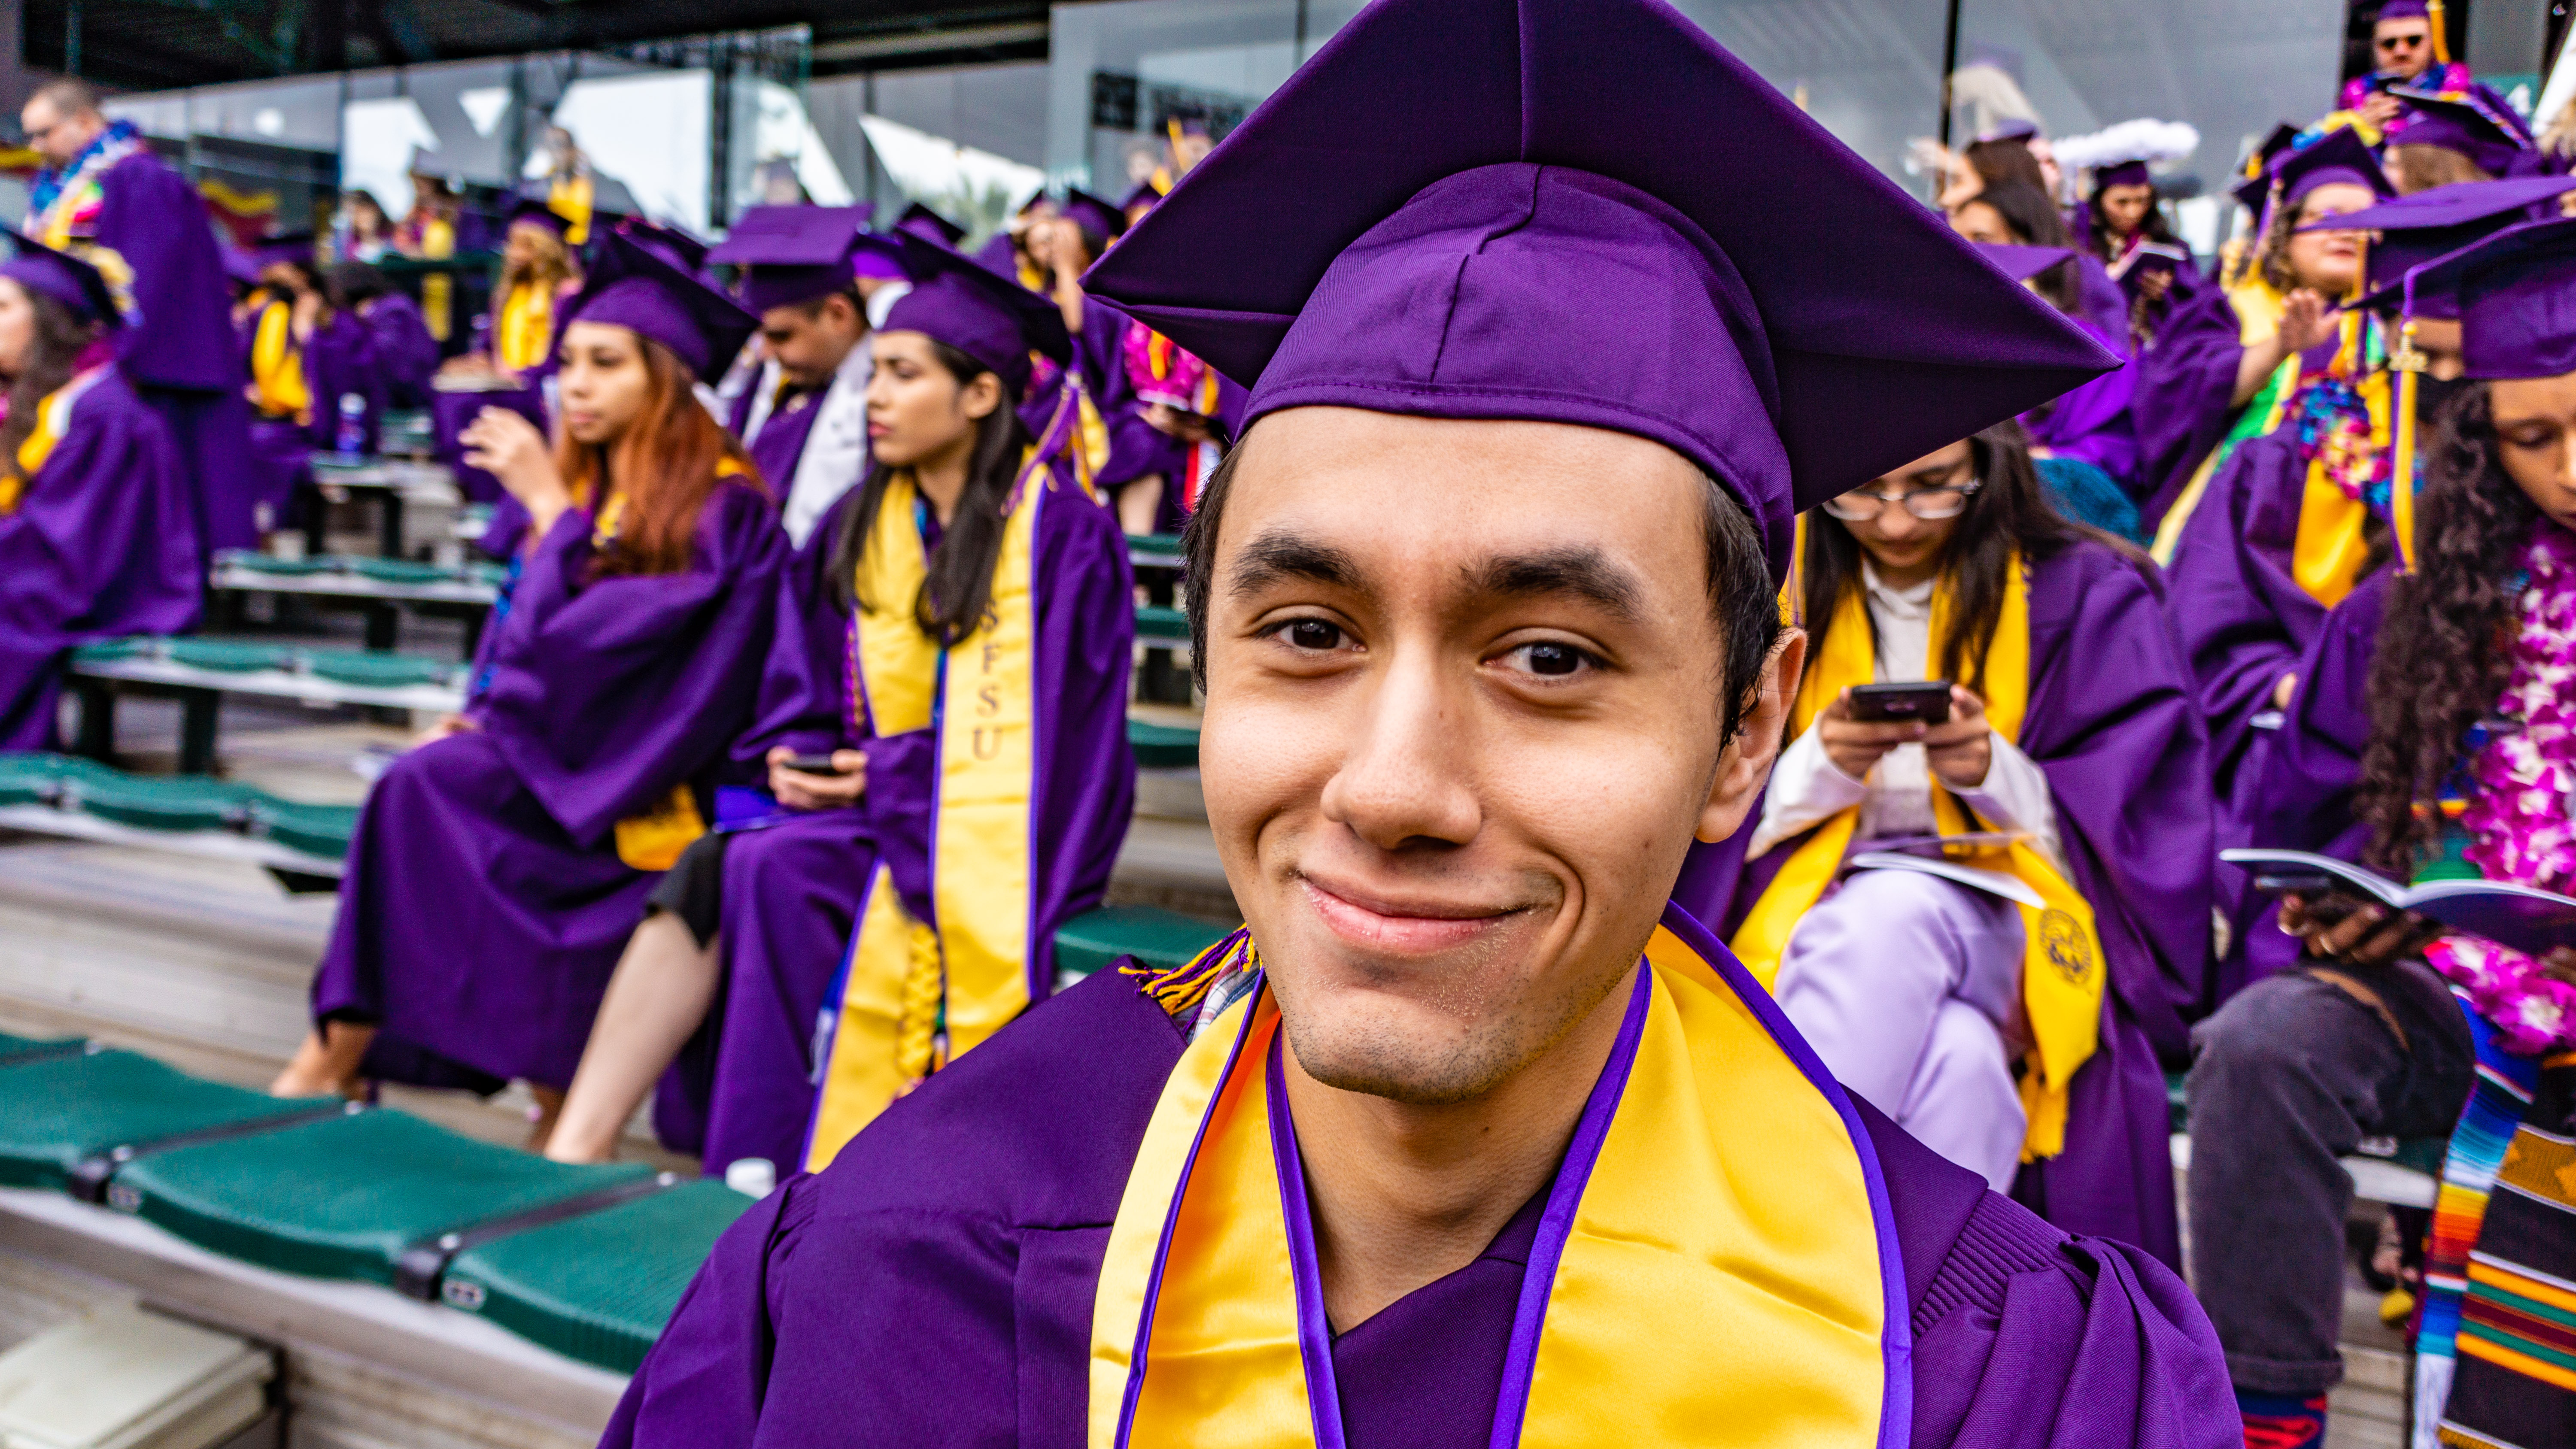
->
[1749,721,1871,861]
[1952,731,2066,875]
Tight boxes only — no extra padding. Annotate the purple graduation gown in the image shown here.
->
[310,482,788,1090]
[0,368,200,749]
[88,146,261,557]
[651,470,1138,1172]
[2025,313,2139,491]
[244,307,384,528]
[1672,539,2214,1269]
[724,378,825,497]
[2130,280,2246,530]
[359,294,441,410]
[601,965,2239,1449]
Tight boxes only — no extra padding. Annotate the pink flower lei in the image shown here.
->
[2430,520,2576,1055]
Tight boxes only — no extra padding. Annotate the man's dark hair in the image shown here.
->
[30,78,103,120]
[1180,422,1784,747]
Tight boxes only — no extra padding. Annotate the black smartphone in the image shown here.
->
[1847,681,1953,724]
[784,753,854,777]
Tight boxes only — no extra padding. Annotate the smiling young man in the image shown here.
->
[603,1,2236,1445]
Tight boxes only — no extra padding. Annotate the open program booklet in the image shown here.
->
[2222,847,2576,959]
[1847,832,2045,909]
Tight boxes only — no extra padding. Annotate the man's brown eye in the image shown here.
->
[1525,643,1583,676]
[1286,620,1340,650]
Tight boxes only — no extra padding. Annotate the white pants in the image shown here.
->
[1772,867,2028,1191]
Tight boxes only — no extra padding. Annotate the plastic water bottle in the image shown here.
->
[724,1158,777,1198]
[334,393,367,459]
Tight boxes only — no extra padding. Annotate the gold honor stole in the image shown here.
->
[0,364,109,515]
[803,450,1076,1170]
[249,301,313,424]
[1728,555,2105,1161]
[1088,912,1910,1449]
[497,283,557,375]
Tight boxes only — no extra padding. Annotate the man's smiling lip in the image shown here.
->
[1297,874,1525,955]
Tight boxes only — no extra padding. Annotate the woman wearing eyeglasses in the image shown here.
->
[1678,421,2212,1265]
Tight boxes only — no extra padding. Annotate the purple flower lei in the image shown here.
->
[2429,520,2576,1054]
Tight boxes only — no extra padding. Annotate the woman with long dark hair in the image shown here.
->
[542,234,1135,1174]
[2187,218,2576,1449]
[0,238,197,748]
[1677,420,2212,1267]
[276,235,789,1136]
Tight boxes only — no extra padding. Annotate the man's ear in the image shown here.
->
[1696,627,1807,844]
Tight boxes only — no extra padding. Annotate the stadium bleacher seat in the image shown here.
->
[0,1047,340,1194]
[1127,718,1200,769]
[1053,905,1235,979]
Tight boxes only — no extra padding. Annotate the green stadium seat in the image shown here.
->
[349,558,455,585]
[166,640,293,673]
[69,637,153,665]
[1135,605,1191,646]
[302,650,457,688]
[67,773,256,831]
[438,1179,754,1372]
[228,553,336,576]
[1054,905,1236,979]
[251,799,361,859]
[0,1048,339,1194]
[0,751,87,805]
[1127,719,1199,769]
[110,1109,652,1287]
[0,1031,85,1066]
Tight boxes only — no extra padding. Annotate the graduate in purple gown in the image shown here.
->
[432,200,583,506]
[0,237,197,749]
[604,3,2235,1443]
[329,261,440,411]
[238,238,383,535]
[541,231,1136,1176]
[1974,243,2142,539]
[2134,130,2392,536]
[18,79,259,558]
[2379,87,2537,193]
[277,233,785,1121]
[705,206,883,548]
[2190,216,2576,1449]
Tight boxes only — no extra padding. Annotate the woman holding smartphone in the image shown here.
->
[2191,219,2576,1449]
[1679,420,2211,1266]
[275,234,786,1137]
[542,233,1135,1176]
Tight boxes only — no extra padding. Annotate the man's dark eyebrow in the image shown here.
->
[1470,547,1644,622]
[1226,532,1361,599]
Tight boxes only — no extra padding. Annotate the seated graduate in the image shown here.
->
[2188,217,2576,1449]
[2135,130,2391,538]
[2066,124,2207,348]
[240,235,381,534]
[543,233,1136,1175]
[1676,422,2212,1262]
[602,2,2236,1444]
[327,261,438,411]
[1039,187,1161,523]
[2163,179,2564,998]
[0,237,198,749]
[703,206,886,549]
[273,233,787,1129]
[2378,89,2537,194]
[431,200,581,503]
[1967,243,2143,541]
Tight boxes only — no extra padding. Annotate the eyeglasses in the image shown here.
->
[1820,460,1982,521]
[2376,33,2425,50]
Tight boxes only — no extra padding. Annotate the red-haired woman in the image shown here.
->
[276,235,789,1139]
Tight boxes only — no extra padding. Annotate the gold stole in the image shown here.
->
[547,175,594,246]
[1088,922,1898,1448]
[419,217,456,342]
[1728,555,2106,1161]
[0,365,106,514]
[803,457,1048,1170]
[249,301,312,424]
[497,283,556,374]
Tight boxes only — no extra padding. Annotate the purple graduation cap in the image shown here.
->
[2306,175,2576,311]
[2,235,131,328]
[2359,216,2576,378]
[708,205,873,313]
[2384,87,2535,176]
[505,196,573,239]
[2097,161,2151,190]
[1978,117,2041,145]
[1058,188,1130,247]
[1978,242,2078,285]
[248,231,319,274]
[2230,127,2392,226]
[1082,0,2115,576]
[617,216,712,276]
[1121,178,1168,217]
[881,231,1071,398]
[894,202,966,249]
[559,230,759,384]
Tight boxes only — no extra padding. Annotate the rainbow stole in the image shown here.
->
[1729,550,2105,1161]
[0,364,109,515]
[803,449,1074,1170]
[249,300,312,424]
[1088,911,1908,1449]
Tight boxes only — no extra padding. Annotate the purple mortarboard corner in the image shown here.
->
[2308,176,2576,307]
[2378,0,2434,21]
[617,217,712,276]
[1059,188,1130,244]
[1121,179,1168,215]
[709,205,872,313]
[3,234,128,327]
[249,232,317,273]
[562,230,759,383]
[882,230,1071,397]
[2096,160,2153,191]
[1978,117,2041,144]
[2230,127,2391,223]
[219,246,262,290]
[850,232,909,282]
[2357,217,2576,378]
[894,203,966,248]
[2385,88,2534,177]
[1080,0,2115,579]
[1978,242,2078,285]
[506,196,572,237]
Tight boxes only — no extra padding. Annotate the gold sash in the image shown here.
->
[249,301,311,424]
[1729,553,2105,1160]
